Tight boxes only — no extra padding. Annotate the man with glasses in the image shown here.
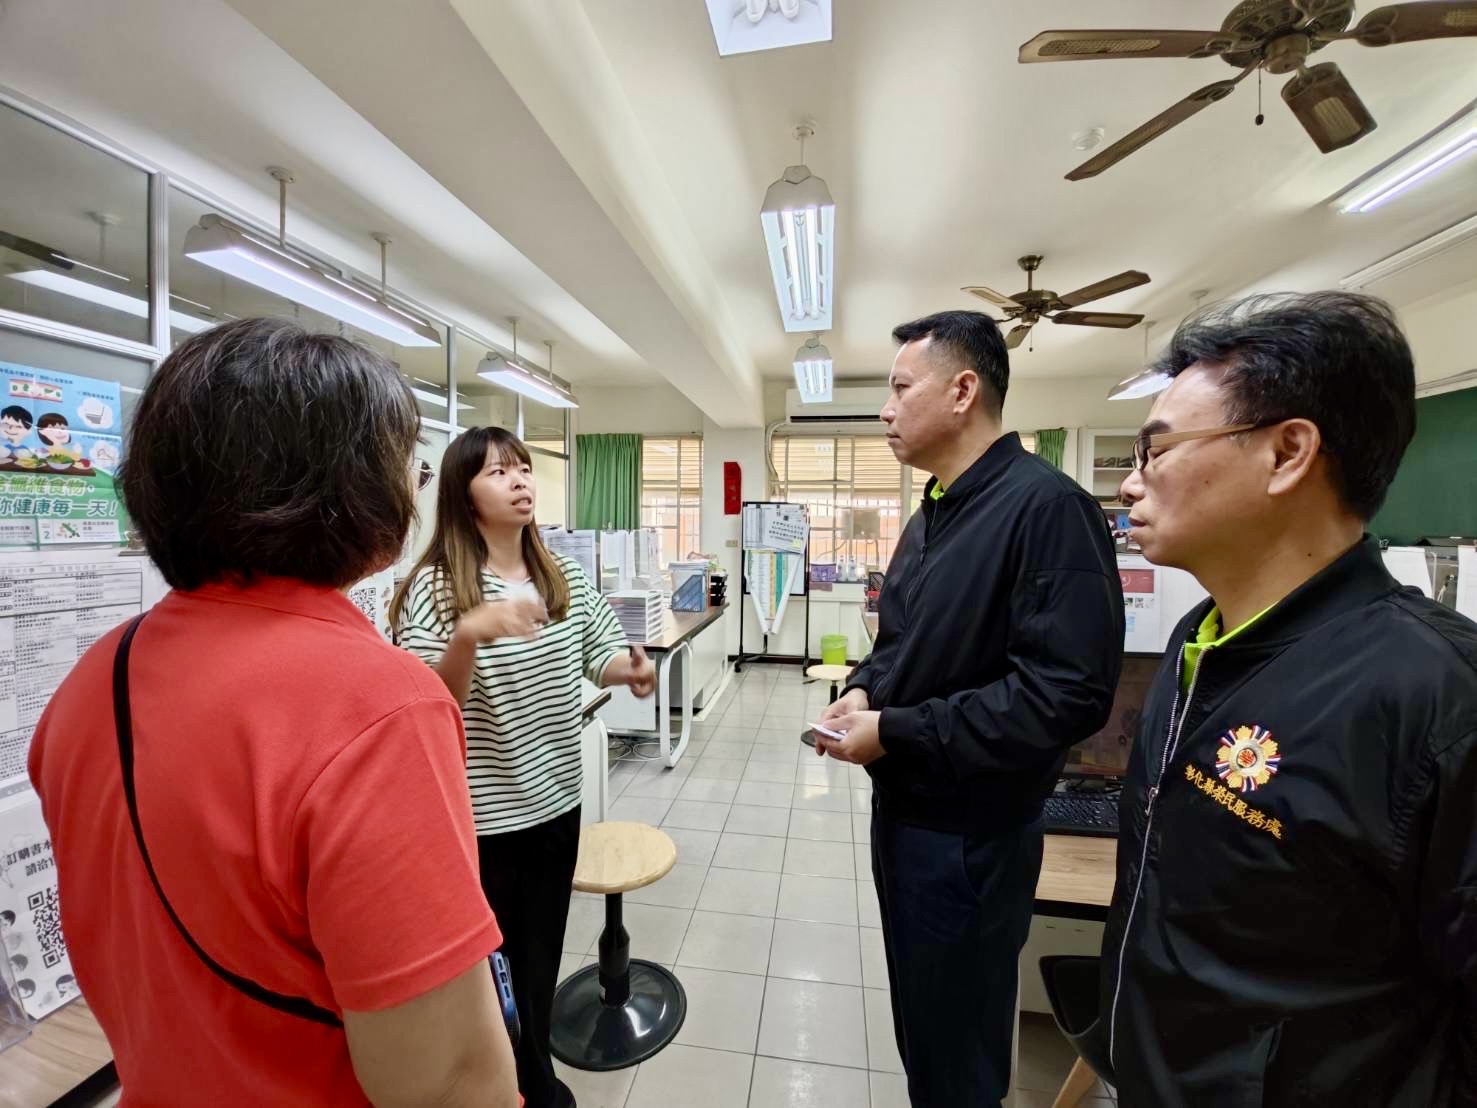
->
[1089,292,1477,1106]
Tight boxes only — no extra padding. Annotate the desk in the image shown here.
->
[0,1000,114,1107]
[1034,834,1116,921]
[603,605,727,770]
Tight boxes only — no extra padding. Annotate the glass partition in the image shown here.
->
[0,102,152,344]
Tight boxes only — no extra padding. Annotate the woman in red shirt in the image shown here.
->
[29,318,519,1106]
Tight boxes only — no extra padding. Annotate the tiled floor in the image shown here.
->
[559,663,1117,1108]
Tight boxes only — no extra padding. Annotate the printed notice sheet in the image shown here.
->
[0,551,145,797]
[0,789,76,1018]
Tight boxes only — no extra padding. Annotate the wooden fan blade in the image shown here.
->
[1018,29,1244,62]
[1005,324,1033,349]
[963,285,1025,311]
[1281,62,1377,153]
[1056,270,1151,309]
[1344,1,1477,45]
[1050,311,1145,328]
[1065,66,1254,180]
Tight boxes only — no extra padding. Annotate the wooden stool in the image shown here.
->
[805,663,854,704]
[549,822,686,1071]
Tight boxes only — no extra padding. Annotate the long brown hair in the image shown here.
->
[390,426,571,631]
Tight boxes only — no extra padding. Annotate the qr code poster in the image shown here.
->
[0,791,76,1018]
[345,568,394,642]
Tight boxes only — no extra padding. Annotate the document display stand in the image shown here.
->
[735,501,811,672]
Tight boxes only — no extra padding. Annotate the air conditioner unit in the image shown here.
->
[785,386,887,423]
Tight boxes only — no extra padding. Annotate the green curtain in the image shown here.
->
[1035,427,1067,469]
[575,433,642,530]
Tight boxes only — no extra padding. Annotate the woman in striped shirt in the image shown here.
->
[391,426,654,1108]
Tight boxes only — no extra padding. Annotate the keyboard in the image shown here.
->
[1043,791,1120,838]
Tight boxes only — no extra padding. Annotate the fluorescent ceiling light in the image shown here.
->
[793,335,833,403]
[706,0,831,56]
[761,165,835,333]
[1107,368,1171,400]
[8,268,214,334]
[409,386,473,412]
[183,215,440,348]
[477,353,578,409]
[1338,113,1477,215]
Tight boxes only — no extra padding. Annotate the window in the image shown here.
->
[641,437,702,566]
[771,435,904,574]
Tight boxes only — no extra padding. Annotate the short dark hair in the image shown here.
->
[1153,291,1415,520]
[120,317,421,591]
[0,406,32,427]
[37,413,67,429]
[891,310,1009,416]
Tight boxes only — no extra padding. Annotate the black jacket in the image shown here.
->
[846,432,1124,835]
[1092,539,1477,1107]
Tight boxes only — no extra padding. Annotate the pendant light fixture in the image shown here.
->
[1108,318,1168,400]
[8,212,215,335]
[793,333,833,404]
[760,123,836,333]
[183,167,441,348]
[477,319,578,409]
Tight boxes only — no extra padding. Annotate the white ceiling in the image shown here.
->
[2,0,1474,427]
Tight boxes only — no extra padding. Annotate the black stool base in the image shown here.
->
[550,959,686,1071]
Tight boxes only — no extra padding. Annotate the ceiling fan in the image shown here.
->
[963,255,1150,350]
[1018,0,1477,180]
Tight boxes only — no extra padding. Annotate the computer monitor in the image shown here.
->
[1061,654,1161,778]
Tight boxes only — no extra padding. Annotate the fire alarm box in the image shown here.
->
[724,462,741,515]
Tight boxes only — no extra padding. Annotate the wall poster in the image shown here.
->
[0,362,126,546]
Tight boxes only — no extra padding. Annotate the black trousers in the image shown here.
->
[871,806,1045,1108]
[477,805,581,1108]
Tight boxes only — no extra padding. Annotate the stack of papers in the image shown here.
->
[605,590,666,644]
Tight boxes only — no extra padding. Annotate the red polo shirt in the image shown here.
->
[29,578,502,1105]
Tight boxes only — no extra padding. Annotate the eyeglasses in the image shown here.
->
[415,458,436,491]
[1132,422,1264,472]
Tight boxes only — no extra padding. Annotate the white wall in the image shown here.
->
[574,384,706,435]
[700,418,768,656]
[1400,277,1477,386]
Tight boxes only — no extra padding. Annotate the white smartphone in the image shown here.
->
[808,721,847,741]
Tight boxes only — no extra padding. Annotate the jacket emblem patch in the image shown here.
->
[1215,725,1281,793]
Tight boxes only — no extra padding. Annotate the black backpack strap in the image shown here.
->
[112,614,343,1028]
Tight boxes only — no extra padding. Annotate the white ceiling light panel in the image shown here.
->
[707,0,832,57]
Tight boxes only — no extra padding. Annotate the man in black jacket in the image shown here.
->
[816,311,1124,1107]
[1091,292,1477,1106]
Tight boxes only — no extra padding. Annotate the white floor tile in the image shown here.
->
[679,776,741,804]
[663,799,733,832]
[621,771,690,800]
[852,789,872,813]
[557,951,594,985]
[627,1044,753,1108]
[747,1056,870,1108]
[672,966,766,1054]
[692,755,750,780]
[677,910,775,975]
[713,831,787,873]
[553,1059,636,1108]
[857,880,883,929]
[767,918,863,986]
[608,795,674,825]
[783,838,856,880]
[776,874,859,926]
[625,862,707,909]
[697,866,782,917]
[794,762,855,789]
[851,812,871,844]
[725,803,793,837]
[853,843,871,877]
[869,1070,912,1108]
[746,743,800,765]
[743,759,798,784]
[787,809,853,844]
[756,978,869,1069]
[864,987,906,1074]
[563,895,608,954]
[663,826,721,868]
[735,780,795,808]
[791,785,852,813]
[858,922,889,990]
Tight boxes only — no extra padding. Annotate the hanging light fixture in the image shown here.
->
[477,319,578,409]
[1108,318,1168,400]
[183,167,440,348]
[793,334,833,404]
[7,213,215,334]
[760,123,836,333]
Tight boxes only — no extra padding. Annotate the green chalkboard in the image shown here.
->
[1372,386,1477,544]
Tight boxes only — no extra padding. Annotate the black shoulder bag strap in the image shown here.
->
[112,614,343,1027]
